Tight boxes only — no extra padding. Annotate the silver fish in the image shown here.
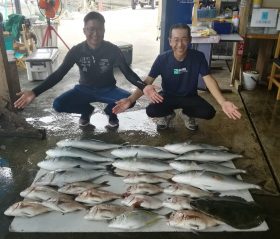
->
[112,158,172,172]
[58,181,109,195]
[56,139,120,151]
[169,161,246,175]
[111,146,176,159]
[4,201,51,217]
[163,183,214,197]
[41,198,86,213]
[46,147,113,162]
[168,209,223,230]
[109,210,163,230]
[172,171,261,191]
[84,204,133,220]
[123,173,167,184]
[163,196,192,210]
[37,157,107,171]
[164,141,228,154]
[125,183,162,195]
[122,194,162,209]
[75,188,121,205]
[112,168,174,179]
[175,149,242,162]
[34,168,106,187]
[20,185,73,201]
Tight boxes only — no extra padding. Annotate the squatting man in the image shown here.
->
[113,23,242,130]
[13,11,159,129]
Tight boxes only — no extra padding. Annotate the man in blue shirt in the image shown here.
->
[113,23,241,131]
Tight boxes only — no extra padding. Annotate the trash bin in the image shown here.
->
[242,70,259,90]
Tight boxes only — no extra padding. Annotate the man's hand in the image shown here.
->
[112,98,132,114]
[143,85,163,103]
[14,90,36,109]
[221,101,242,120]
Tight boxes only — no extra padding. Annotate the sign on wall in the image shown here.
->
[250,8,278,27]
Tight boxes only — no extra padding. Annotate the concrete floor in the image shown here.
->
[1,8,280,239]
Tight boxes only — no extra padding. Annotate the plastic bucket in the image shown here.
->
[242,71,259,90]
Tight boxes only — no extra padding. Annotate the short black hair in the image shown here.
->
[169,23,191,39]
[84,11,105,25]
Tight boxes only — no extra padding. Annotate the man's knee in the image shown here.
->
[146,105,156,117]
[53,99,64,113]
[205,108,216,119]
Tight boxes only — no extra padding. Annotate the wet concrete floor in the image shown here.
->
[1,8,280,239]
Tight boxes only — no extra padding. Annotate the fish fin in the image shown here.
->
[122,192,131,198]
[99,181,110,187]
[132,200,143,208]
[121,142,130,146]
[105,165,121,177]
[190,228,200,235]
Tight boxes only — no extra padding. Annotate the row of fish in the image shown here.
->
[4,138,265,231]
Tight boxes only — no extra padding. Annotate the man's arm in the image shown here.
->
[112,76,163,114]
[203,74,241,120]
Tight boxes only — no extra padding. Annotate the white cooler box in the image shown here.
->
[25,47,59,81]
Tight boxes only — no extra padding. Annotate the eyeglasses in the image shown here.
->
[170,37,189,44]
[84,27,104,34]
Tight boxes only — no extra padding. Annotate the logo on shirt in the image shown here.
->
[99,58,110,73]
[79,56,92,72]
[174,67,188,75]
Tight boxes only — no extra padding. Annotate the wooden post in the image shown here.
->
[0,28,21,108]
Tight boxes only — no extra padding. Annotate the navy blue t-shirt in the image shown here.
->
[149,49,209,96]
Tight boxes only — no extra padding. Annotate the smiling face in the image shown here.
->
[83,19,105,49]
[169,27,191,61]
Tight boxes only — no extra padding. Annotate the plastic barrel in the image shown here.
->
[242,71,259,90]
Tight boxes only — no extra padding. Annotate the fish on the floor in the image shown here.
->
[4,201,51,217]
[112,158,172,172]
[163,196,192,210]
[56,138,121,151]
[75,188,121,205]
[84,204,133,220]
[34,168,106,187]
[172,171,261,191]
[123,173,167,184]
[58,181,110,195]
[111,145,176,159]
[163,183,215,197]
[20,185,73,201]
[170,161,246,175]
[46,147,113,162]
[41,198,86,213]
[125,183,162,196]
[190,196,266,229]
[175,149,243,162]
[121,194,162,209]
[37,157,108,171]
[168,209,223,230]
[164,141,228,154]
[108,210,163,230]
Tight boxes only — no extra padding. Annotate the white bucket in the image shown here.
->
[242,71,259,90]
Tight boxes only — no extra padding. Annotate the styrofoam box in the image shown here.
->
[25,48,59,81]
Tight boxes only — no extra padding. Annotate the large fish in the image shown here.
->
[84,204,133,220]
[121,194,162,210]
[58,181,109,195]
[37,157,108,171]
[4,201,51,217]
[109,210,163,230]
[111,146,176,159]
[56,139,121,151]
[175,149,243,162]
[164,141,228,154]
[170,161,246,175]
[168,209,223,230]
[163,196,192,210]
[46,147,113,162]
[172,171,261,191]
[34,168,106,187]
[163,183,215,197]
[75,188,121,205]
[20,185,73,201]
[41,198,86,213]
[112,158,172,172]
[190,196,265,229]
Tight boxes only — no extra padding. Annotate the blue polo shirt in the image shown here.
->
[149,49,209,96]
